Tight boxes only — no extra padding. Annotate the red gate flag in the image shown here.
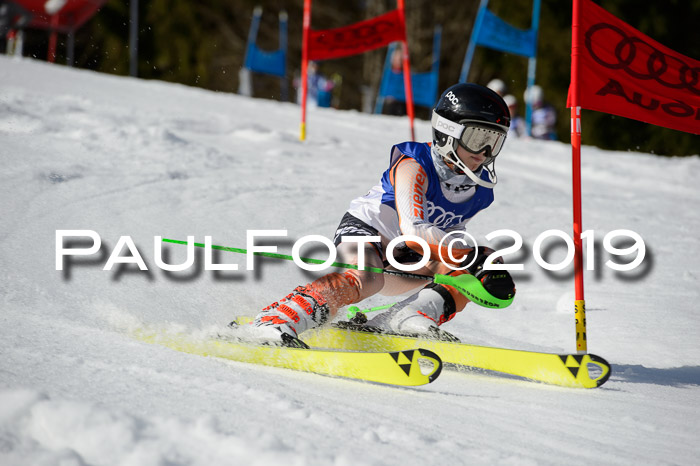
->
[300,1,415,142]
[568,0,700,135]
[308,9,406,61]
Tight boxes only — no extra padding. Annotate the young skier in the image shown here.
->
[243,83,516,345]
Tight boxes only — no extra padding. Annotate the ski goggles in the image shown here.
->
[432,111,508,157]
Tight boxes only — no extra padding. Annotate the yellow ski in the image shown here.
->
[133,328,442,387]
[302,325,611,388]
[233,317,610,388]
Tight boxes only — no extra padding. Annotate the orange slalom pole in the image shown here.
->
[300,0,311,141]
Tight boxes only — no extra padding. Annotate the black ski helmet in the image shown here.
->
[431,83,510,187]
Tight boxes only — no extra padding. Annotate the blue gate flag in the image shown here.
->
[460,0,541,136]
[245,48,286,78]
[476,8,537,57]
[460,0,540,82]
[243,7,287,79]
[375,26,442,112]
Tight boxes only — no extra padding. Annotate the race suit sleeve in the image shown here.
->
[391,156,472,264]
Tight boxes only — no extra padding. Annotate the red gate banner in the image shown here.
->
[308,9,406,61]
[568,0,700,135]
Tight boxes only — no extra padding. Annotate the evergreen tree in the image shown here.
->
[12,0,697,155]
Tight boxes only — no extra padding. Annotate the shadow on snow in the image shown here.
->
[611,364,700,387]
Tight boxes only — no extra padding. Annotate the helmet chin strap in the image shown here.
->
[438,136,497,188]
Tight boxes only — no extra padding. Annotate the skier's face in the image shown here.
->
[456,144,486,171]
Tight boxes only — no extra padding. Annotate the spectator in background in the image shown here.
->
[487,78,507,97]
[294,61,335,108]
[0,0,30,36]
[1,0,31,56]
[382,47,407,116]
[503,94,525,137]
[525,85,557,140]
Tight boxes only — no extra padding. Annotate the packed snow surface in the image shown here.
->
[1,56,699,465]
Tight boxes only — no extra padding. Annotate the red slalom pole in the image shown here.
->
[300,0,311,141]
[48,14,59,63]
[570,0,587,354]
[397,0,415,141]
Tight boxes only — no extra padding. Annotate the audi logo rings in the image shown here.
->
[585,22,700,95]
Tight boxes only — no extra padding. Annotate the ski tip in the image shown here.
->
[586,354,612,388]
[558,353,612,388]
[418,348,443,383]
[387,348,443,385]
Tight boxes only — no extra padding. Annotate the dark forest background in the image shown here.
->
[11,0,699,156]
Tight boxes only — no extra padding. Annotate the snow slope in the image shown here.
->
[1,56,699,465]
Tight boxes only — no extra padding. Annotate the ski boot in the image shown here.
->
[349,283,461,342]
[228,285,331,348]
